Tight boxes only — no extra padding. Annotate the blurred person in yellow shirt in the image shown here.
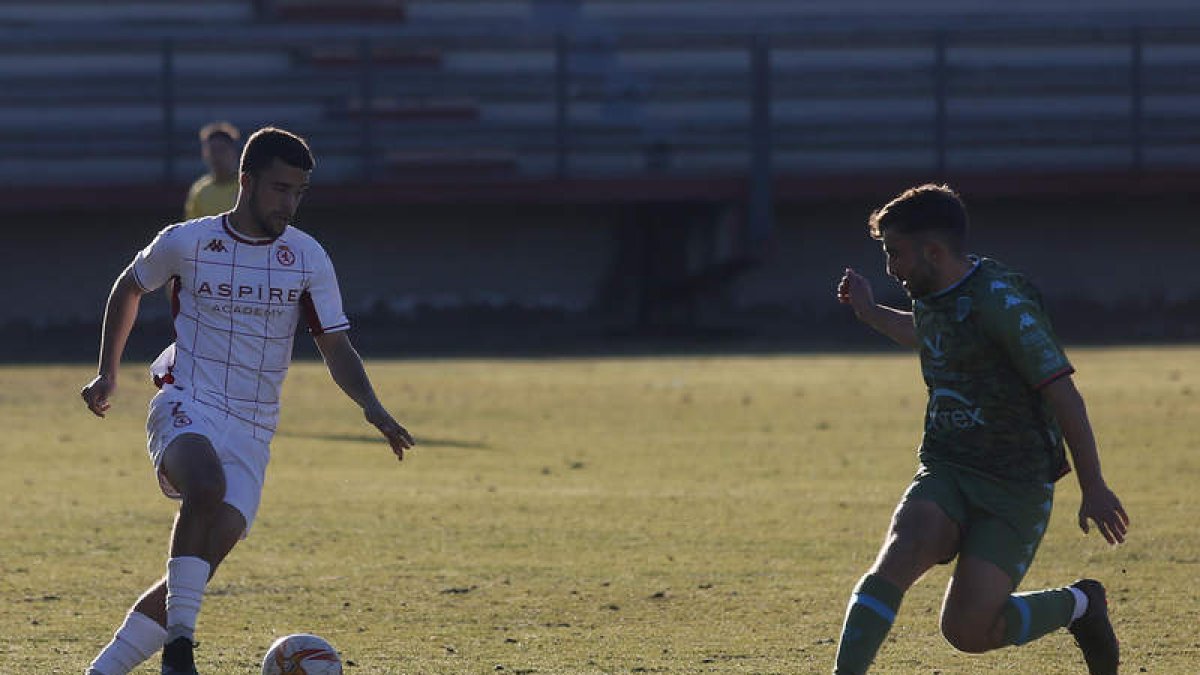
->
[184,122,241,220]
[172,123,242,305]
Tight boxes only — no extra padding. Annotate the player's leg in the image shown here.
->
[938,480,1070,654]
[84,421,219,675]
[88,506,245,675]
[160,505,246,675]
[938,478,1115,673]
[833,471,962,675]
[158,434,253,674]
[130,505,243,620]
[939,555,1021,652]
[86,583,169,675]
[940,553,1081,653]
[870,498,960,589]
[158,433,226,645]
[89,395,251,675]
[162,432,227,561]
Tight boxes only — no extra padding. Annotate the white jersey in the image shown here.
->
[131,214,349,440]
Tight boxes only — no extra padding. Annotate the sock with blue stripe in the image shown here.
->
[1001,587,1074,647]
[834,573,904,674]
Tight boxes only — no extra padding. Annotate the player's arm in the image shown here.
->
[1041,375,1129,545]
[837,268,918,348]
[313,330,415,460]
[80,265,147,417]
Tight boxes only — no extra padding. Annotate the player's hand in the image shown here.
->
[80,373,116,418]
[837,267,877,321]
[1078,482,1129,545]
[363,403,415,461]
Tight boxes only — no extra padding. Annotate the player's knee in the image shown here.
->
[180,474,226,511]
[879,532,920,569]
[209,505,246,560]
[940,616,1000,654]
[941,623,986,653]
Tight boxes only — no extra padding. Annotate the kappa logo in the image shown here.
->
[1004,294,1032,309]
[204,239,227,253]
[1019,313,1037,330]
[275,244,296,266]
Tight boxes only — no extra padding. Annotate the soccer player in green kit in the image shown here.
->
[833,184,1129,674]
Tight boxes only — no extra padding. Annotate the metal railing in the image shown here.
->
[2,16,1200,186]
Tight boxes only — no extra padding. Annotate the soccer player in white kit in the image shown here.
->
[79,127,414,675]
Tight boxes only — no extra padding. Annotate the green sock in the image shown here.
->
[833,573,904,674]
[1002,587,1075,646]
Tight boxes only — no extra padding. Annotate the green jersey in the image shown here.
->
[912,257,1072,483]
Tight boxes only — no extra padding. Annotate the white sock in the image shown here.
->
[1069,586,1089,622]
[165,556,211,643]
[89,611,167,675]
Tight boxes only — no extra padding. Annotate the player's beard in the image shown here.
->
[248,191,291,238]
[902,259,939,298]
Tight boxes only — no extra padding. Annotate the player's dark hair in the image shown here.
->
[868,184,968,253]
[240,127,315,175]
[199,120,240,145]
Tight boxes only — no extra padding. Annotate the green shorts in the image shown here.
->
[901,462,1055,587]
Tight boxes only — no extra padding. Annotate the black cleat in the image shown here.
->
[1068,579,1119,675]
[161,636,199,675]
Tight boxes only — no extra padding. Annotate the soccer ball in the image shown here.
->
[261,633,343,675]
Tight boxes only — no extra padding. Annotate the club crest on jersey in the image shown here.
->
[204,239,227,253]
[276,245,296,266]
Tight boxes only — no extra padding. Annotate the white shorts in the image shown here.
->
[146,387,270,536]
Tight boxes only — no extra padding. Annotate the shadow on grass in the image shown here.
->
[278,430,491,450]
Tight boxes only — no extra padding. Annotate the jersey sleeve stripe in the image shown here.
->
[299,291,324,334]
[1033,365,1075,390]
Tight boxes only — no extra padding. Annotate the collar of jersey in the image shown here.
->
[221,213,281,246]
[924,255,981,300]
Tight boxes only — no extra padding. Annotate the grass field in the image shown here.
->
[1,347,1196,674]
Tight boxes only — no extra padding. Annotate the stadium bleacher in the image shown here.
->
[0,1,252,24]
[2,0,1200,202]
[4,0,1200,341]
